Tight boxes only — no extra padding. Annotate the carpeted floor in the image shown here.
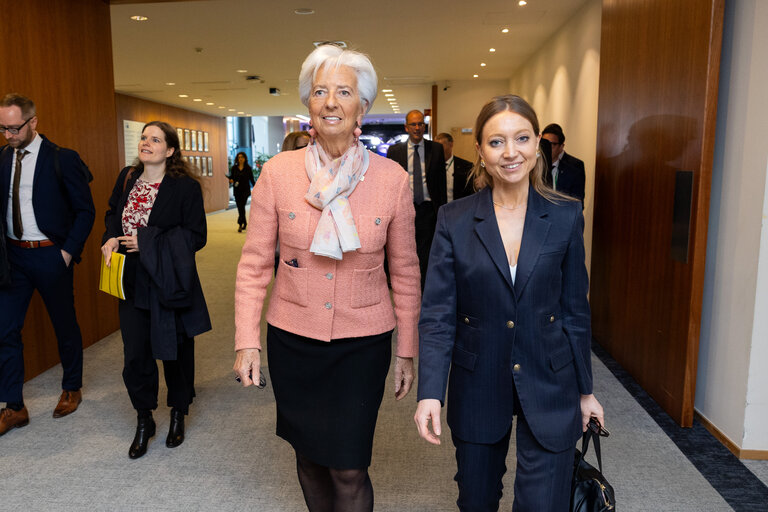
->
[1,207,766,511]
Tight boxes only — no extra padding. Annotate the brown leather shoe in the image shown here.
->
[0,406,29,436]
[52,390,82,418]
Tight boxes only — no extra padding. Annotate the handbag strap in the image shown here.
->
[579,428,604,474]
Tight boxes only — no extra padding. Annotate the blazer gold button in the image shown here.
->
[506,320,514,329]
[464,317,470,324]
[325,302,332,309]
[288,212,296,220]
[549,315,555,323]
[375,217,381,225]
[326,273,333,280]
[513,364,521,372]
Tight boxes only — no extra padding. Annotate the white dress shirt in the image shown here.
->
[407,140,431,202]
[445,155,455,202]
[6,133,46,241]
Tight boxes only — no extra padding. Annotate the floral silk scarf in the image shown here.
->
[304,141,369,260]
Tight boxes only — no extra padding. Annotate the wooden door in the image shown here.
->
[590,0,724,426]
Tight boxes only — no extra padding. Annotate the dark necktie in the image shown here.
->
[12,149,28,239]
[412,144,424,204]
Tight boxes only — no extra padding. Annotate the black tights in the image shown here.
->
[295,453,373,512]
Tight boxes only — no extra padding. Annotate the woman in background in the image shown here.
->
[229,151,255,232]
[102,121,210,459]
[281,130,310,151]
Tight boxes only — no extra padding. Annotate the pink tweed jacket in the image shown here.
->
[234,148,421,357]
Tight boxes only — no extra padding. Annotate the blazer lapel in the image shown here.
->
[473,188,515,294]
[424,140,433,174]
[514,187,551,297]
[147,173,175,224]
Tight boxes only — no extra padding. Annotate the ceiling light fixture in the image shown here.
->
[206,102,214,105]
[165,82,175,86]
[218,106,226,109]
[519,0,527,5]
[228,109,236,111]
[294,8,315,15]
[236,69,248,73]
[382,89,392,92]
[237,111,244,114]
[193,98,202,102]
[130,15,148,21]
[480,63,486,67]
[473,74,479,78]
[489,48,496,52]
[178,94,188,98]
[502,28,510,33]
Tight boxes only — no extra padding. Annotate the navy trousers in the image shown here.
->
[0,243,83,403]
[452,409,574,512]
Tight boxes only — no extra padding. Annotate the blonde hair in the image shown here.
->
[469,95,574,204]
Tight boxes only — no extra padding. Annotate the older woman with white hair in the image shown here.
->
[233,45,421,511]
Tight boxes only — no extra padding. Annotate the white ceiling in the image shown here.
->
[111,0,588,118]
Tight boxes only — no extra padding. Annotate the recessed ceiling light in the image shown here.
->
[206,102,214,105]
[193,98,202,102]
[502,28,509,33]
[473,74,479,78]
[237,111,244,114]
[236,69,248,73]
[218,106,226,109]
[228,109,236,111]
[178,94,188,98]
[165,82,175,86]
[382,89,392,92]
[519,0,527,5]
[294,8,315,15]
[489,48,496,52]
[130,15,148,21]
[387,98,397,102]
[480,63,486,67]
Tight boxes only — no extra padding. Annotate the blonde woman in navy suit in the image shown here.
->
[414,95,604,511]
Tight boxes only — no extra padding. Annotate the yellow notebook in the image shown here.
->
[99,252,126,300]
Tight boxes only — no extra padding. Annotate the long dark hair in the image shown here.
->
[134,121,200,182]
[232,151,252,170]
[469,95,572,203]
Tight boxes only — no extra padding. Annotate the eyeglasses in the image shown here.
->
[0,117,33,135]
[407,122,426,128]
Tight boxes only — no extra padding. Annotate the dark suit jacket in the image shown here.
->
[417,186,592,452]
[451,155,474,200]
[103,166,211,359]
[386,140,447,209]
[228,164,255,200]
[544,152,586,205]
[0,135,95,262]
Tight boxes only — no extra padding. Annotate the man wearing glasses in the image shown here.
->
[541,123,586,207]
[0,93,95,436]
[386,110,447,289]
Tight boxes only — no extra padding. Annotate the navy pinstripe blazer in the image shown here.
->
[417,185,592,452]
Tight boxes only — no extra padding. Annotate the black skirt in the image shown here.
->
[266,324,393,469]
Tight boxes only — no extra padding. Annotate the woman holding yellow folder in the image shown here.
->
[101,121,210,459]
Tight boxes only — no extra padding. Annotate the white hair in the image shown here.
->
[298,45,378,114]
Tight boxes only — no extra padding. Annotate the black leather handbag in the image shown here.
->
[571,419,615,511]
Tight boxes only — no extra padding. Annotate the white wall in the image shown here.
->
[698,0,768,452]
[506,0,602,270]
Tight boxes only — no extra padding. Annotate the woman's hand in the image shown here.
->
[394,356,414,400]
[101,238,120,267]
[580,393,605,432]
[234,348,261,387]
[117,235,139,253]
[414,399,442,445]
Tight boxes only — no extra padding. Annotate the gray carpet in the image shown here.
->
[1,207,765,511]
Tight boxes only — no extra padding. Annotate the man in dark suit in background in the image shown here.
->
[386,110,446,289]
[541,123,586,206]
[0,93,95,436]
[435,132,474,201]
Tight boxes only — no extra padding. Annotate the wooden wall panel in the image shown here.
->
[591,0,724,426]
[0,0,121,381]
[114,94,229,213]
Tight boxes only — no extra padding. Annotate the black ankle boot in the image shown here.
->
[166,409,185,448]
[129,415,156,459]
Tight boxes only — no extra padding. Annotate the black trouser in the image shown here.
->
[235,193,248,226]
[118,298,195,414]
[0,243,83,403]
[414,201,437,290]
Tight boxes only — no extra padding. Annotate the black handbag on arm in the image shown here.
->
[571,418,616,511]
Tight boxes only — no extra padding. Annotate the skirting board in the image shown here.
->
[695,411,768,460]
